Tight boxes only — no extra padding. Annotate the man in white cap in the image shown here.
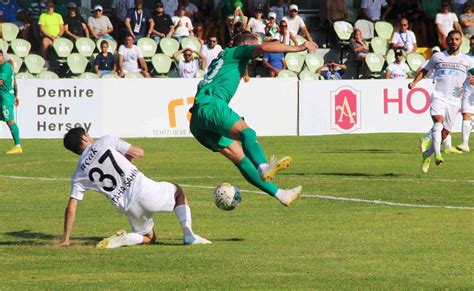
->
[282,4,313,42]
[87,4,114,40]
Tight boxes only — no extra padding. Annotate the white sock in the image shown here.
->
[174,204,194,237]
[123,233,144,246]
[257,163,269,175]
[442,134,452,149]
[462,120,472,145]
[423,129,432,141]
[432,122,443,155]
[275,189,286,202]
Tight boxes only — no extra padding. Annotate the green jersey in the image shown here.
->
[0,62,15,106]
[195,45,256,105]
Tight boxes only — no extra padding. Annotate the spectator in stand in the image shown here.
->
[26,0,48,50]
[386,49,412,79]
[118,34,150,78]
[265,11,278,40]
[162,0,178,19]
[460,2,474,38]
[38,2,64,60]
[246,9,266,38]
[360,0,392,22]
[436,1,462,48]
[262,41,286,77]
[151,1,175,43]
[173,47,205,78]
[391,18,417,53]
[195,0,216,40]
[94,40,116,77]
[125,0,154,42]
[63,2,89,41]
[419,0,442,47]
[0,0,29,39]
[316,60,346,80]
[269,0,287,24]
[350,28,369,60]
[200,35,222,72]
[282,4,313,41]
[273,18,296,45]
[172,5,193,42]
[452,0,467,16]
[111,0,134,42]
[322,0,348,45]
[88,5,114,41]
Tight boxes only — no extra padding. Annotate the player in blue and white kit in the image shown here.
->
[59,127,211,248]
[409,30,474,173]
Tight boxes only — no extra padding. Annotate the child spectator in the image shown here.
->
[94,40,116,77]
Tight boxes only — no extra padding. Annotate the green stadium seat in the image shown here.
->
[305,53,324,72]
[375,21,394,40]
[461,36,470,54]
[364,52,385,78]
[24,54,46,74]
[96,38,117,53]
[285,53,305,73]
[196,69,205,78]
[159,37,180,57]
[0,39,9,53]
[10,39,31,58]
[137,37,157,59]
[53,37,74,59]
[298,70,321,80]
[15,72,35,79]
[406,53,426,72]
[67,53,88,75]
[76,37,96,57]
[181,36,201,52]
[370,37,388,55]
[125,71,144,79]
[9,54,22,73]
[37,71,59,79]
[151,53,172,76]
[2,23,19,42]
[277,70,298,78]
[334,21,353,42]
[80,72,99,79]
[101,73,120,79]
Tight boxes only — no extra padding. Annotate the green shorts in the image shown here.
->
[0,105,14,122]
[189,100,242,152]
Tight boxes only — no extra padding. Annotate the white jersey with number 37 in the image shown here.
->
[69,135,144,213]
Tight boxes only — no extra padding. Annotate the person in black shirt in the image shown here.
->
[63,2,89,41]
[151,1,174,43]
[94,40,116,77]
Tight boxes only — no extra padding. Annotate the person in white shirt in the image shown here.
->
[172,5,194,42]
[409,30,474,172]
[272,19,297,45]
[385,49,412,79]
[281,4,313,41]
[436,1,463,49]
[200,36,223,72]
[458,36,474,152]
[391,18,417,53]
[246,9,266,37]
[173,48,205,78]
[59,127,211,249]
[118,34,150,78]
[360,0,392,22]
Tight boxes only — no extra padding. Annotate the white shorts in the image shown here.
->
[462,90,474,114]
[430,98,460,131]
[125,177,177,235]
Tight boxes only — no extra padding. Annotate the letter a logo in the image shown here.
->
[330,86,361,133]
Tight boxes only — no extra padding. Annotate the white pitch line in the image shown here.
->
[1,175,473,210]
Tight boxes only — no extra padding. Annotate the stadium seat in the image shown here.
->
[365,53,385,78]
[67,53,88,75]
[9,54,22,73]
[375,21,394,40]
[24,54,46,75]
[80,72,99,79]
[370,37,388,55]
[285,53,305,73]
[101,73,119,79]
[333,21,354,62]
[96,38,117,53]
[15,72,35,79]
[305,53,324,72]
[53,37,74,65]
[10,39,31,58]
[277,70,298,78]
[0,39,9,53]
[37,71,60,79]
[354,19,374,40]
[461,36,470,54]
[298,70,322,80]
[159,37,180,57]
[151,53,172,76]
[2,23,19,42]
[406,53,425,72]
[196,69,205,78]
[181,36,201,52]
[125,71,144,79]
[76,37,96,57]
[137,37,157,60]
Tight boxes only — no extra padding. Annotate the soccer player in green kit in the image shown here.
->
[0,50,22,154]
[189,32,318,206]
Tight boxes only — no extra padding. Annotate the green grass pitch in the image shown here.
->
[0,134,473,289]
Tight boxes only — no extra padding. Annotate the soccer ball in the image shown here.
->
[214,183,241,211]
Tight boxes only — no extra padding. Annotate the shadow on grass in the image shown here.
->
[3,229,103,246]
[320,149,411,154]
[282,172,400,178]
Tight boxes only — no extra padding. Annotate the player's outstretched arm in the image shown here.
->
[125,145,144,161]
[252,40,318,58]
[59,198,78,247]
[408,69,428,89]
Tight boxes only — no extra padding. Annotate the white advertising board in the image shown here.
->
[298,79,451,135]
